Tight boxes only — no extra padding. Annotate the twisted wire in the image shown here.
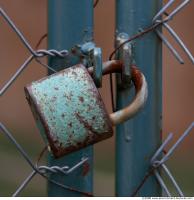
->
[0,122,92,196]
[131,122,194,197]
[38,157,88,175]
[1,2,194,197]
[108,0,193,123]
[38,166,70,174]
[1,7,70,96]
[0,8,92,196]
[36,49,69,58]
[0,49,69,96]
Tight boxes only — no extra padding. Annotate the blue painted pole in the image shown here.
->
[47,0,93,196]
[115,0,162,196]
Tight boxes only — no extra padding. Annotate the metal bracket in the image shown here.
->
[72,42,103,88]
[116,33,133,88]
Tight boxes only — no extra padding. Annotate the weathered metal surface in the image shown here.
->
[109,66,148,125]
[72,42,103,88]
[25,60,147,158]
[25,64,113,158]
[116,33,132,88]
[47,0,94,196]
[89,60,148,125]
[91,47,103,88]
[115,0,162,196]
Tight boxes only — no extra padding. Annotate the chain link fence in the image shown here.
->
[0,0,194,196]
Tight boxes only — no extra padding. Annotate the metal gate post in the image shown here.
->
[47,0,93,196]
[115,0,162,196]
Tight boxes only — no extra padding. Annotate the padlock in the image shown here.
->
[24,60,148,158]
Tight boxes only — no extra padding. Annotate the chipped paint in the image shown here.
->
[25,64,113,158]
[82,161,90,176]
[25,61,148,158]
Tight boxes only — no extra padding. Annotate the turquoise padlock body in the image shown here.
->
[25,64,113,158]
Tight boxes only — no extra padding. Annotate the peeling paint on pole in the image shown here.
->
[47,0,94,196]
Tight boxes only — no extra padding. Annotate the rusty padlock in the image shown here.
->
[24,60,148,158]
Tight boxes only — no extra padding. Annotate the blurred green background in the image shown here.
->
[0,0,194,196]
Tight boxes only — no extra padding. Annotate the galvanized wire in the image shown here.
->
[132,122,194,197]
[0,7,92,196]
[1,1,194,196]
[0,7,69,96]
[0,122,92,197]
[153,0,193,64]
[122,0,194,196]
[152,122,193,196]
[0,48,69,96]
[109,0,194,112]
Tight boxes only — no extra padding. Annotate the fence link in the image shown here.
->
[0,7,93,197]
[0,0,194,196]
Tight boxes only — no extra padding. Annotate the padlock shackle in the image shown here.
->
[88,60,148,125]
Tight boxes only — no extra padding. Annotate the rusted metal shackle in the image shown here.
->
[25,60,148,158]
[88,60,148,125]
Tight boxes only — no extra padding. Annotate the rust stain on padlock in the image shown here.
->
[82,161,90,176]
[25,64,113,158]
[25,60,148,158]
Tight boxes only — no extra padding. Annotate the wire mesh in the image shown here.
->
[0,0,194,196]
[0,7,92,197]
